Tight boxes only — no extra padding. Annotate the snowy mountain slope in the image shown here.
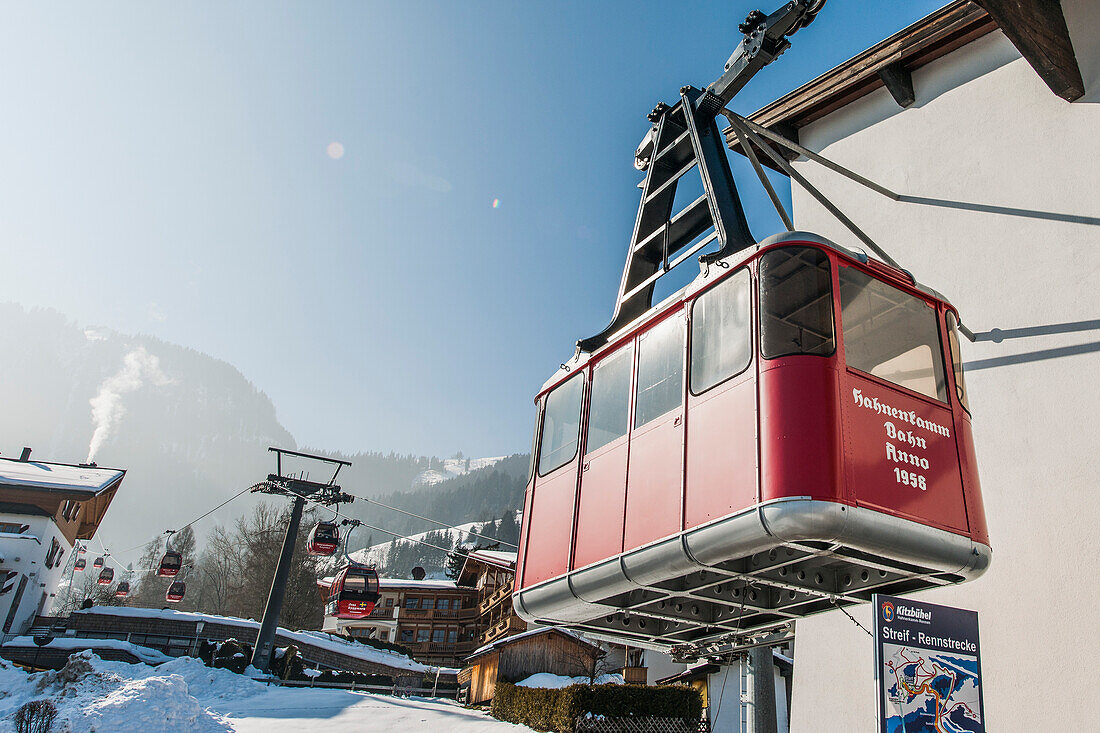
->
[412,456,506,487]
[0,652,536,733]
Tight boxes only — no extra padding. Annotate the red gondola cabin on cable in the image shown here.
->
[512,4,990,649]
[73,558,86,572]
[93,556,104,569]
[115,581,130,598]
[158,551,182,578]
[97,567,114,586]
[165,581,186,603]
[307,522,340,557]
[324,565,380,619]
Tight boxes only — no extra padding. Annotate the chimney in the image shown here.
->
[19,447,31,462]
[411,566,426,581]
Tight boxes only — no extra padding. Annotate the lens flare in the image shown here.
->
[492,198,500,208]
[327,142,345,159]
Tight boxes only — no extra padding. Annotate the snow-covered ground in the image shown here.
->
[0,652,535,733]
[412,456,505,487]
[516,672,624,689]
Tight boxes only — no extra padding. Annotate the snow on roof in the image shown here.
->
[467,549,517,569]
[2,636,172,665]
[467,626,595,660]
[0,458,124,494]
[71,606,437,673]
[378,578,459,591]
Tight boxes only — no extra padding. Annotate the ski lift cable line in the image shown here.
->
[279,486,461,556]
[112,484,254,557]
[356,495,518,549]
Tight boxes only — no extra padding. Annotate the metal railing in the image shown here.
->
[261,677,459,699]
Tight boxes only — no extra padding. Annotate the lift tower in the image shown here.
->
[248,447,353,673]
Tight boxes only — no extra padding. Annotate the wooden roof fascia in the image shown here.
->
[725,1,998,169]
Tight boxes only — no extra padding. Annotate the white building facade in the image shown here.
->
[0,451,124,638]
[730,1,1098,730]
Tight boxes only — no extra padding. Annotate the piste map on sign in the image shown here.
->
[881,642,982,732]
[875,594,984,733]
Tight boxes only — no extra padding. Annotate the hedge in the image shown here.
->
[491,682,702,733]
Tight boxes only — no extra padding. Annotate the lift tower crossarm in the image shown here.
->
[706,0,826,109]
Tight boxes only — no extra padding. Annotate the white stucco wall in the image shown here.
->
[0,513,73,635]
[785,2,1099,731]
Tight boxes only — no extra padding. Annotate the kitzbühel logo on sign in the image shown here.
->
[881,600,894,622]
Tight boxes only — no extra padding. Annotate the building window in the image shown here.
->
[432,628,445,643]
[380,631,388,641]
[421,598,436,610]
[447,630,457,644]
[436,599,449,610]
[0,522,23,534]
[45,538,62,569]
[385,598,395,608]
[405,597,419,609]
[416,629,430,643]
[400,629,414,643]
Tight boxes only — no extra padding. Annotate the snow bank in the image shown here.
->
[0,650,533,733]
[72,606,433,672]
[515,673,625,689]
[2,636,172,666]
[0,651,238,733]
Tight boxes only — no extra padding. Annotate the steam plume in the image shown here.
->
[87,346,172,463]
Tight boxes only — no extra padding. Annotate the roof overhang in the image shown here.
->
[727,0,1084,170]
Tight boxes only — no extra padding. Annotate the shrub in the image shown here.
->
[14,699,58,733]
[349,636,413,657]
[271,645,304,681]
[210,639,253,674]
[490,682,702,733]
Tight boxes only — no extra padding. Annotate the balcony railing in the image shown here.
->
[480,615,526,645]
[397,607,477,621]
[477,583,513,615]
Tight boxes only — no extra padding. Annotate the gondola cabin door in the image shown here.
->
[624,311,686,552]
[572,343,632,570]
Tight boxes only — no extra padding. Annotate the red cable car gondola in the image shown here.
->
[324,565,380,619]
[511,4,990,651]
[97,567,114,586]
[165,581,186,603]
[306,522,341,557]
[158,551,183,578]
[73,558,86,572]
[93,556,104,569]
[115,581,130,598]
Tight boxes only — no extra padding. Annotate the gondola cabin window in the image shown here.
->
[691,268,752,394]
[537,374,584,476]
[586,345,633,454]
[946,312,970,412]
[634,314,685,428]
[839,265,947,402]
[760,246,835,358]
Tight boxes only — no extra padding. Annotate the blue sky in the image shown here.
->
[0,1,946,458]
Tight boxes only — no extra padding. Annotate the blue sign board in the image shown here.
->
[873,593,985,733]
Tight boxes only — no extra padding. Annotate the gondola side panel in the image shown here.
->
[521,462,579,588]
[685,370,757,529]
[758,357,844,503]
[572,437,628,569]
